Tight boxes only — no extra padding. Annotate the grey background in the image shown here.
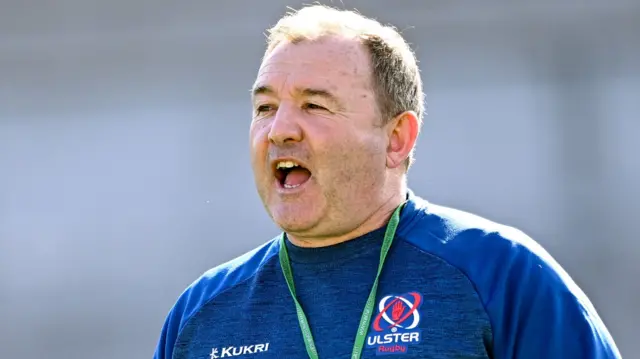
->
[1,0,638,358]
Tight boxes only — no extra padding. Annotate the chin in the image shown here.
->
[270,207,319,234]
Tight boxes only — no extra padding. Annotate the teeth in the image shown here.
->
[276,160,300,169]
[283,183,300,189]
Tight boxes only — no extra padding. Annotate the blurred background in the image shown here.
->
[1,0,638,358]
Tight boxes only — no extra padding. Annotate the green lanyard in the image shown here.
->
[278,203,405,359]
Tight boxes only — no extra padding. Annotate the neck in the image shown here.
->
[287,185,406,248]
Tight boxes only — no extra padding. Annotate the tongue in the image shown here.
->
[284,168,311,187]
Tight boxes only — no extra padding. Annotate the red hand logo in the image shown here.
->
[392,301,405,321]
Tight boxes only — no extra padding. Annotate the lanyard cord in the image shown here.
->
[278,203,405,359]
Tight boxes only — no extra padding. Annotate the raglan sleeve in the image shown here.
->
[484,229,621,358]
[153,298,187,359]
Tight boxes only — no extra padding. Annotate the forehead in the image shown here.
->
[254,37,373,98]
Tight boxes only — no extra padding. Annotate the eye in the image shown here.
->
[303,103,327,111]
[255,104,275,114]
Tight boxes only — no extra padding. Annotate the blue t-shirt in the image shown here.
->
[154,191,620,358]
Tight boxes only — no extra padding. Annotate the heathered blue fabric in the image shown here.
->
[154,191,620,359]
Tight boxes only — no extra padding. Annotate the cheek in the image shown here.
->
[354,134,388,173]
[318,131,387,177]
[249,121,269,154]
[249,122,271,178]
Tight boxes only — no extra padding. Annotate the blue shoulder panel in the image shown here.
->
[399,193,620,358]
[153,238,280,359]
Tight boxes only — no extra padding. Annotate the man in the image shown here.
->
[154,5,620,359]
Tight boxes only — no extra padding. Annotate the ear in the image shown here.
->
[386,111,419,169]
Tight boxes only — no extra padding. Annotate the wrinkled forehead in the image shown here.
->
[254,38,373,97]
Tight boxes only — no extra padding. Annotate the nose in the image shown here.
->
[268,105,303,146]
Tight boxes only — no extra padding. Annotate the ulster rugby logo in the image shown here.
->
[366,291,423,355]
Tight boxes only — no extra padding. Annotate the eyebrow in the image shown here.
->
[251,85,275,98]
[251,85,344,110]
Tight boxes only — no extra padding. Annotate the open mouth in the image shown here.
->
[274,160,312,189]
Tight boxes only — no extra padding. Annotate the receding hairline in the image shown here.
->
[254,34,379,95]
[263,5,407,56]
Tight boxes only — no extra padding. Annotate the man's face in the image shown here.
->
[249,36,390,240]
